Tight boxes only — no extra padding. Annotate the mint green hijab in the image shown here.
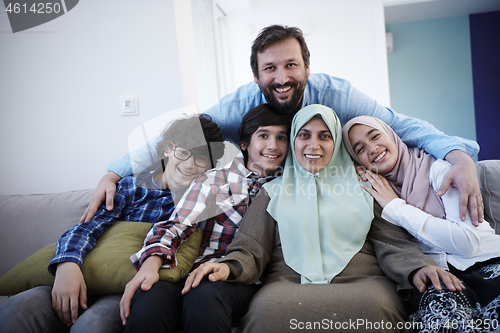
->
[264,105,374,284]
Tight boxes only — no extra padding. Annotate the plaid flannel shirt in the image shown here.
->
[48,166,179,274]
[131,157,275,270]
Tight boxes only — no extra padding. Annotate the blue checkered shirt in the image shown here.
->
[48,166,180,274]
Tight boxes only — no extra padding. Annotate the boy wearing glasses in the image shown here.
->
[119,104,289,333]
[0,115,224,333]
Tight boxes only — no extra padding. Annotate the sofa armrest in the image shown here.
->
[477,160,500,234]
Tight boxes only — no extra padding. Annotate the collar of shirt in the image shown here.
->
[232,157,278,199]
[133,164,192,203]
[135,165,167,189]
[228,157,278,184]
[227,157,254,180]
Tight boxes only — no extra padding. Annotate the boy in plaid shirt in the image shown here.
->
[120,104,290,333]
[0,115,224,333]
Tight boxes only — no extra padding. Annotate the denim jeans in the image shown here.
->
[0,286,123,333]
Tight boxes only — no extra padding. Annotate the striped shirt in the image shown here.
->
[131,157,275,270]
[48,166,181,274]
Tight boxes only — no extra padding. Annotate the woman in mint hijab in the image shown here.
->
[183,105,463,333]
[264,103,374,284]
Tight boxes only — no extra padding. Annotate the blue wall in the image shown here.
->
[386,16,477,152]
[470,11,500,160]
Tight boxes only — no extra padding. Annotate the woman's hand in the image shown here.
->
[413,265,465,293]
[181,262,230,295]
[362,170,399,208]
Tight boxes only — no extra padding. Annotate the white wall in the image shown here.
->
[220,0,391,107]
[0,0,183,195]
[0,0,391,195]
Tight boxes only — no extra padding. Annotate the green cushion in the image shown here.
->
[0,221,202,296]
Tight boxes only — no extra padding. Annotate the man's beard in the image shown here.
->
[258,80,306,117]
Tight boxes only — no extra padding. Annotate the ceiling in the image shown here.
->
[216,0,500,25]
[384,0,500,24]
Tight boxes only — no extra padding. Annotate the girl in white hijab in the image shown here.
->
[343,115,500,333]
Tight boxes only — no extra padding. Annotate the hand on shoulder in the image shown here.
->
[79,171,122,223]
[440,150,483,226]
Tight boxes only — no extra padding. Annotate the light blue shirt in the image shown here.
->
[108,73,479,177]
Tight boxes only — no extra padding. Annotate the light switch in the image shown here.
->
[120,96,139,116]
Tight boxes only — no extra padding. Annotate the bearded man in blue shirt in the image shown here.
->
[81,24,484,237]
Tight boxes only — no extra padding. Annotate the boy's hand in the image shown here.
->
[440,150,483,226]
[119,256,162,326]
[413,265,465,293]
[362,170,399,208]
[182,262,230,295]
[79,171,122,223]
[52,262,87,326]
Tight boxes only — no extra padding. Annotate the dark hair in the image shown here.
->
[157,114,224,167]
[238,104,290,163]
[250,25,310,79]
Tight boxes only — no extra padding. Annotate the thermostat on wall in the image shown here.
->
[120,96,139,116]
[386,32,394,53]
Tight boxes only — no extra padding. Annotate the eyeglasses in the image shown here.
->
[169,141,213,168]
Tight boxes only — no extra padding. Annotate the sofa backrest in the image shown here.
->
[0,189,94,279]
[477,160,500,234]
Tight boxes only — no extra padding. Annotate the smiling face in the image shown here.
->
[294,117,334,173]
[347,124,398,175]
[254,38,310,116]
[162,145,209,191]
[241,125,288,177]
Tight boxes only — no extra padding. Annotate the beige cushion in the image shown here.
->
[0,221,202,296]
